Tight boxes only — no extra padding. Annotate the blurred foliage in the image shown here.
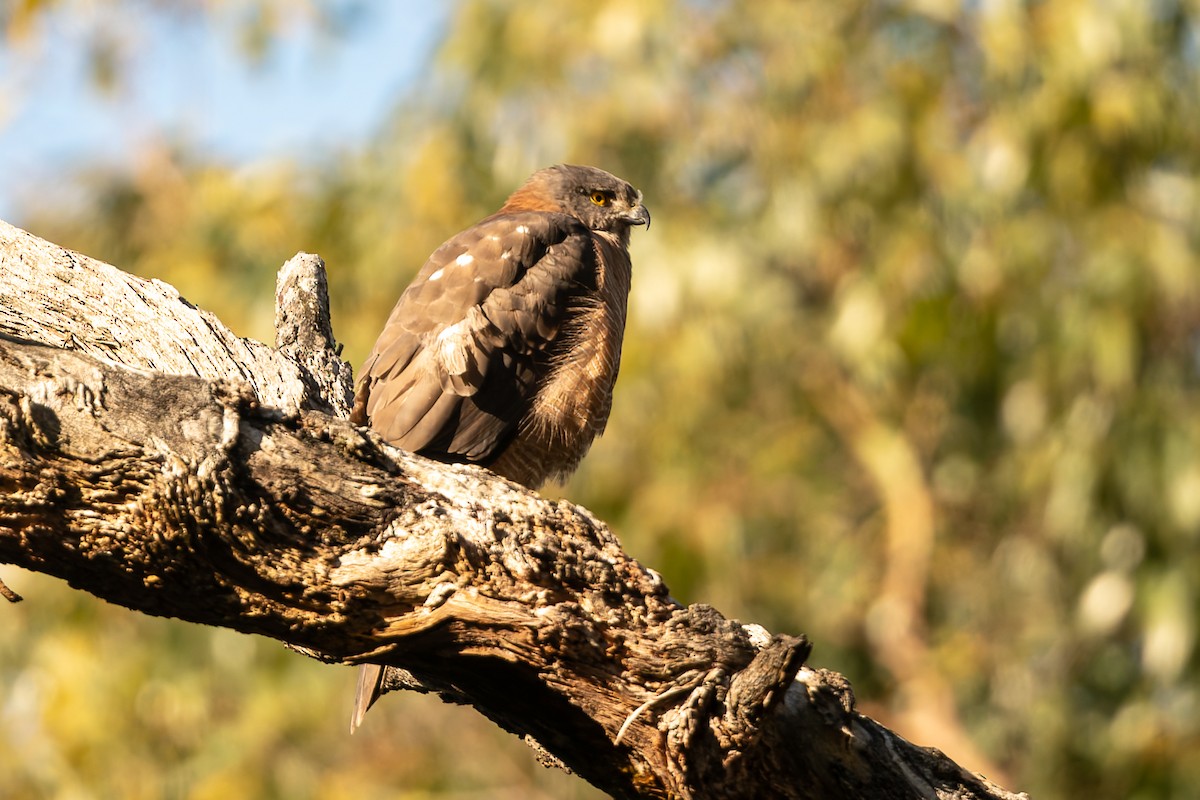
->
[3,0,1200,798]
[2,0,364,88]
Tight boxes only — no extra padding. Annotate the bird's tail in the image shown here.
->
[349,664,386,734]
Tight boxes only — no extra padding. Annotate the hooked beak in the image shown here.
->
[624,203,651,229]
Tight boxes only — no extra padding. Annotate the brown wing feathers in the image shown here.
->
[352,209,594,467]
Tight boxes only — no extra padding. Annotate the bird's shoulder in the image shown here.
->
[357,208,600,392]
[386,211,594,331]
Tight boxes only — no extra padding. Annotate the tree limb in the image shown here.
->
[0,220,1027,800]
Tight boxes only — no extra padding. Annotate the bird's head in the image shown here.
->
[503,164,650,233]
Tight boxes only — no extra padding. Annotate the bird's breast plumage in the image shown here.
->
[489,230,632,486]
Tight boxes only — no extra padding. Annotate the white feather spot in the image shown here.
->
[456,253,475,267]
[516,225,530,235]
[501,251,512,260]
[436,321,470,371]
[428,268,445,281]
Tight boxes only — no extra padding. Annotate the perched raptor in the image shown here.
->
[349,164,649,730]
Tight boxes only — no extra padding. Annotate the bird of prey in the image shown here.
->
[349,164,649,731]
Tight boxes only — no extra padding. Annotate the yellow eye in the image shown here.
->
[589,191,609,206]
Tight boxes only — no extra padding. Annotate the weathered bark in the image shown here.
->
[0,220,1028,800]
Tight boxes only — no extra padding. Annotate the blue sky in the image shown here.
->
[0,3,448,222]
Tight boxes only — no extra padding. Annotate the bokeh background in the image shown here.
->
[2,1,1199,798]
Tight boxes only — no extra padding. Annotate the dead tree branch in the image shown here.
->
[0,220,1027,800]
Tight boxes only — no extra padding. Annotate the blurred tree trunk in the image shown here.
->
[0,220,1026,800]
